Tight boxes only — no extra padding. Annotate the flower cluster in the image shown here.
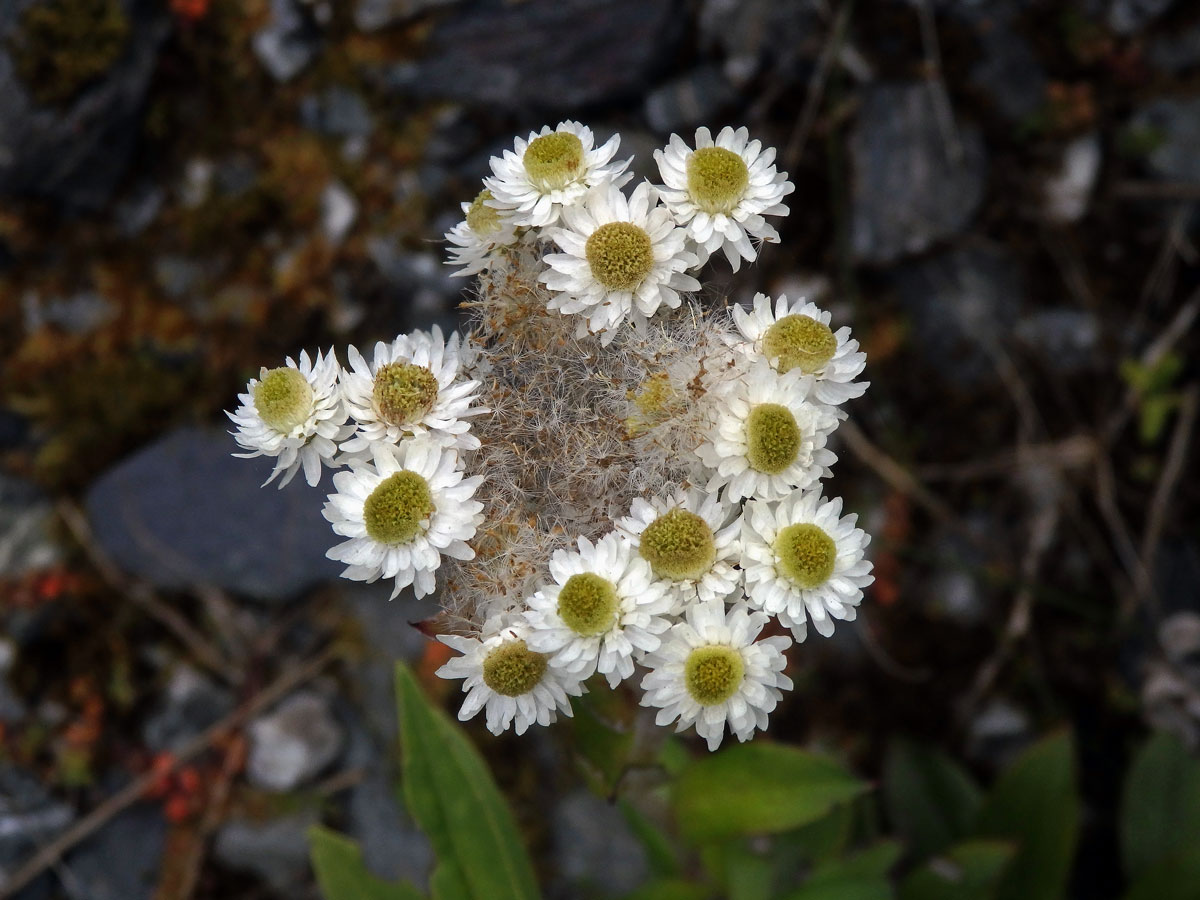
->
[229,122,873,751]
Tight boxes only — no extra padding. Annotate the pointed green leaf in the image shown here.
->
[899,840,1015,900]
[309,826,427,900]
[394,663,539,900]
[974,731,1079,900]
[1121,731,1200,879]
[673,743,868,842]
[884,739,983,859]
[1123,849,1200,900]
[781,841,902,900]
[625,879,713,900]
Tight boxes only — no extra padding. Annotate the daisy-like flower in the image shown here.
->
[654,126,794,271]
[731,294,868,406]
[741,489,874,642]
[484,121,630,228]
[228,349,350,489]
[322,437,482,599]
[695,358,840,502]
[616,487,743,614]
[639,599,792,751]
[524,533,673,688]
[444,189,519,277]
[436,615,584,736]
[340,325,485,455]
[541,182,700,342]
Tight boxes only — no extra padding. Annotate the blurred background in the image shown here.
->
[1,0,1199,897]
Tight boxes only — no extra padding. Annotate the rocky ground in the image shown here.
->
[1,0,1199,898]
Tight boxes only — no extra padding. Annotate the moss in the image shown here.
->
[10,0,130,107]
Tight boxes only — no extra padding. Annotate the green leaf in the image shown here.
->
[702,840,775,900]
[899,840,1015,900]
[568,688,635,796]
[625,879,713,900]
[974,731,1079,900]
[781,841,902,900]
[1121,731,1200,879]
[1124,850,1200,900]
[621,799,682,878]
[673,743,868,843]
[884,740,983,859]
[394,663,540,900]
[791,801,856,863]
[309,826,426,900]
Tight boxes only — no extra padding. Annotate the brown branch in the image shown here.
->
[838,419,958,526]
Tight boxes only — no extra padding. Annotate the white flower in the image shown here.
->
[741,490,873,641]
[731,294,868,406]
[437,615,584,736]
[654,126,794,271]
[695,358,839,502]
[541,182,700,342]
[616,487,743,614]
[524,533,673,688]
[228,348,350,489]
[639,599,792,751]
[340,325,485,455]
[483,121,631,228]
[322,437,482,599]
[444,189,520,277]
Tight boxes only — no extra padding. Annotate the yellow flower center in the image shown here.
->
[684,645,745,706]
[640,509,716,581]
[465,189,502,236]
[557,572,619,636]
[523,131,585,191]
[482,640,547,696]
[686,146,750,215]
[253,367,313,433]
[774,523,836,589]
[745,403,802,474]
[373,362,439,427]
[362,471,435,545]
[585,222,654,291]
[763,315,838,374]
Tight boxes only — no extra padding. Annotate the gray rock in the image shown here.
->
[0,764,74,881]
[850,83,987,265]
[698,0,819,87]
[1042,133,1101,225]
[551,790,648,897]
[1104,0,1176,35]
[969,22,1046,122]
[63,806,166,900]
[1014,308,1101,373]
[366,238,459,321]
[644,66,739,135]
[321,181,358,245]
[1147,20,1200,73]
[967,699,1033,770]
[23,291,116,335]
[299,86,373,137]
[1127,97,1200,183]
[85,426,342,602]
[214,813,317,891]
[252,0,321,83]
[0,0,169,210]
[382,0,686,112]
[891,246,1021,385]
[0,640,26,725]
[0,473,60,579]
[112,182,164,237]
[247,691,344,792]
[354,0,461,31]
[141,664,235,752]
[152,254,207,300]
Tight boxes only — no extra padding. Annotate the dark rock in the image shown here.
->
[25,291,116,335]
[969,22,1046,122]
[112,182,164,236]
[0,764,74,891]
[1042,133,1101,224]
[550,790,648,898]
[0,640,25,725]
[0,0,169,211]
[381,0,686,112]
[0,411,29,451]
[0,473,60,578]
[213,814,317,891]
[644,66,739,135]
[152,254,207,300]
[252,0,321,83]
[891,246,1022,385]
[1146,20,1200,73]
[1014,308,1101,373]
[966,699,1033,770]
[850,83,987,265]
[64,805,166,900]
[247,690,344,791]
[698,0,820,87]
[354,0,461,31]
[84,426,342,602]
[299,86,373,138]
[1127,97,1200,183]
[141,664,235,752]
[1103,0,1176,35]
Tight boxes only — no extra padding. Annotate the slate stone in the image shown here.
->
[213,814,317,891]
[1014,308,1101,373]
[1103,0,1176,35]
[1146,20,1200,73]
[141,664,236,752]
[1128,97,1200,183]
[252,0,321,83]
[850,83,987,265]
[0,0,169,211]
[85,426,342,602]
[299,86,374,137]
[0,764,74,882]
[0,473,60,579]
[644,65,740,135]
[969,22,1046,122]
[698,0,820,87]
[354,0,461,32]
[247,691,344,792]
[64,805,166,900]
[550,790,649,898]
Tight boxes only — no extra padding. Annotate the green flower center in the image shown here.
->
[557,572,619,636]
[684,645,745,706]
[373,362,439,427]
[763,315,838,374]
[482,640,547,697]
[465,189,502,236]
[253,367,314,433]
[523,131,585,191]
[362,471,435,545]
[686,146,750,215]
[640,509,716,581]
[585,222,654,291]
[745,403,802,474]
[774,523,837,589]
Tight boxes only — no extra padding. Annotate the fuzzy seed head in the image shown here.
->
[363,471,435,545]
[482,640,548,696]
[639,509,716,581]
[466,190,502,236]
[373,362,439,426]
[686,146,749,215]
[684,645,745,706]
[557,572,619,636]
[523,131,585,191]
[745,403,801,474]
[585,222,654,291]
[763,315,837,374]
[253,367,313,433]
[774,522,836,589]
